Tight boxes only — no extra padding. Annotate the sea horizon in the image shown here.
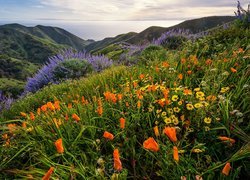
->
[0,20,183,41]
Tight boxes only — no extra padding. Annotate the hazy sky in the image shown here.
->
[0,0,248,21]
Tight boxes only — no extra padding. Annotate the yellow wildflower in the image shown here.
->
[220,87,230,93]
[178,101,183,105]
[186,104,194,110]
[173,107,181,113]
[196,91,205,98]
[167,108,174,114]
[194,88,200,92]
[192,149,204,153]
[172,95,179,101]
[161,111,167,117]
[164,117,171,124]
[194,103,203,109]
[171,115,179,125]
[204,117,212,124]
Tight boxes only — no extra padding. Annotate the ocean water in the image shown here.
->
[0,20,182,40]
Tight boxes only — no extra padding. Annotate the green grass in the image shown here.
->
[0,25,250,179]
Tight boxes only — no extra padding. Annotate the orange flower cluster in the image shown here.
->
[104,91,118,103]
[143,137,159,152]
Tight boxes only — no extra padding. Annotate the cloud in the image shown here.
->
[38,0,245,20]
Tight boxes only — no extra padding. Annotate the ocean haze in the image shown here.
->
[0,20,182,40]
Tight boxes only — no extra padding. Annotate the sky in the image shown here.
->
[0,0,248,39]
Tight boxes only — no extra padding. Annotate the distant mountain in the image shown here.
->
[86,16,236,53]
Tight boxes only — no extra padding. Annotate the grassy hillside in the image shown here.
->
[0,23,249,179]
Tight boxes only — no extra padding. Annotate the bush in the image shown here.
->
[24,50,113,93]
[53,58,93,80]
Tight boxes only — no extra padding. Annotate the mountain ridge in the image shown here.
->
[85,16,236,52]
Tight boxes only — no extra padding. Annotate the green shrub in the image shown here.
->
[53,58,93,80]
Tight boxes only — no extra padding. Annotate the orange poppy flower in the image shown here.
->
[65,114,69,121]
[96,106,103,116]
[113,149,122,171]
[54,138,64,153]
[162,61,170,68]
[81,96,86,104]
[218,136,236,144]
[47,102,55,111]
[155,66,159,72]
[181,58,186,64]
[173,146,179,162]
[54,101,60,110]
[22,121,27,128]
[117,94,123,101]
[20,112,27,117]
[30,112,35,121]
[41,104,48,112]
[103,131,114,140]
[68,103,72,109]
[42,167,54,180]
[137,101,141,108]
[120,118,126,129]
[178,74,183,80]
[2,133,8,140]
[125,102,129,107]
[187,70,192,75]
[37,108,41,115]
[72,113,80,122]
[230,67,237,73]
[222,162,231,176]
[154,126,160,137]
[205,59,212,65]
[143,137,159,152]
[139,74,145,80]
[7,123,16,133]
[163,127,177,142]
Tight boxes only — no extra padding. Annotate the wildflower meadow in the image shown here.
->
[0,2,250,179]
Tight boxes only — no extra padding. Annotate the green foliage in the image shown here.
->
[95,44,125,61]
[161,36,188,50]
[139,45,167,64]
[0,78,25,97]
[0,55,38,80]
[53,59,93,80]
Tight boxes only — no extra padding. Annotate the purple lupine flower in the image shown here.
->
[0,91,14,112]
[24,49,113,93]
[152,29,192,46]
